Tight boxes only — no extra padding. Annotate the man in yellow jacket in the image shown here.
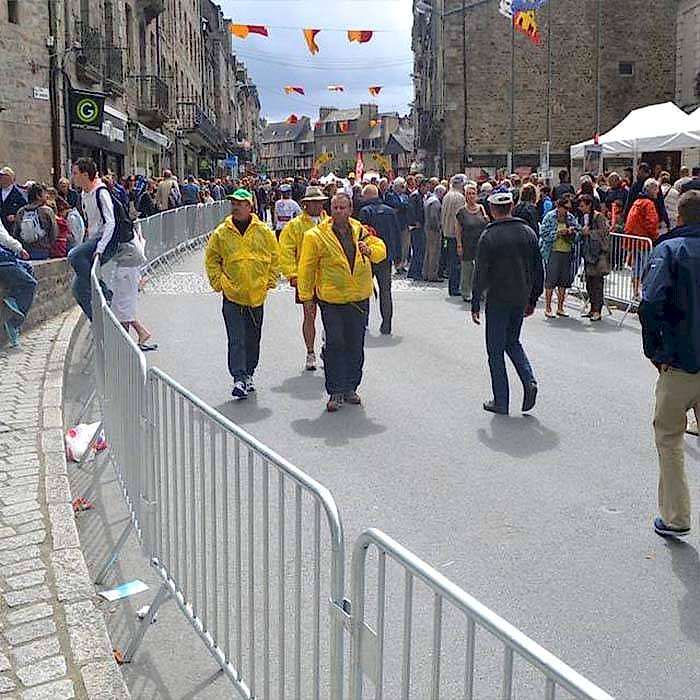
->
[279,185,328,371]
[298,192,386,412]
[205,188,279,399]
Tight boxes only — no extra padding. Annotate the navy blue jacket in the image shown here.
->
[0,185,27,232]
[359,199,400,259]
[639,223,700,373]
[383,190,409,230]
[406,190,425,228]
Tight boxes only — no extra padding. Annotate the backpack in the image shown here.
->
[19,209,47,245]
[95,186,134,245]
[66,209,85,248]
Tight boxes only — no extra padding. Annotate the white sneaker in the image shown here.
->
[305,352,317,371]
[231,381,248,400]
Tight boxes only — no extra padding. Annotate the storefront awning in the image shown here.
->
[73,102,128,155]
[137,122,171,150]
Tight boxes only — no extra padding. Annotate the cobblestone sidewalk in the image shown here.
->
[0,309,128,699]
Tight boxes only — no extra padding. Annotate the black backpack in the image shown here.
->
[95,186,134,246]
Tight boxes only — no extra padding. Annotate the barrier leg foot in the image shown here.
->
[122,582,170,663]
[95,520,133,585]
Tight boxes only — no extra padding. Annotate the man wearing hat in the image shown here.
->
[274,183,302,238]
[471,189,543,415]
[0,167,27,233]
[279,185,328,370]
[205,188,280,399]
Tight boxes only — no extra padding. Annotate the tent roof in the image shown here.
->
[570,102,695,159]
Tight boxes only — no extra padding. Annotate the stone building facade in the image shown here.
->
[413,0,679,176]
[0,0,260,184]
[677,0,700,111]
[259,117,314,180]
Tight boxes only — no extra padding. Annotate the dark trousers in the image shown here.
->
[0,260,37,329]
[446,238,462,296]
[372,259,393,333]
[407,227,425,280]
[319,299,369,395]
[68,237,115,320]
[485,302,535,410]
[222,298,264,382]
[586,275,604,313]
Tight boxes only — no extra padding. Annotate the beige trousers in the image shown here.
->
[654,367,700,530]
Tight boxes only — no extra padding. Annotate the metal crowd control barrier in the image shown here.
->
[568,232,653,327]
[349,529,613,700]
[82,210,614,699]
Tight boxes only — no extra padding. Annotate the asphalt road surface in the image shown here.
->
[110,250,700,699]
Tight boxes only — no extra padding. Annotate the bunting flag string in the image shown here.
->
[303,28,321,55]
[347,30,374,44]
[327,85,345,92]
[230,24,269,38]
[283,86,305,96]
[368,86,382,96]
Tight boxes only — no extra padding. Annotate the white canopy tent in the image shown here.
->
[570,102,696,160]
[658,106,700,151]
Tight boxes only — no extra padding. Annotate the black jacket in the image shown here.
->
[512,202,539,233]
[472,217,544,313]
[639,224,700,373]
[0,185,27,232]
[407,190,425,228]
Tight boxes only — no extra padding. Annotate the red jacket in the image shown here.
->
[624,196,659,244]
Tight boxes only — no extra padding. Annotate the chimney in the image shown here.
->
[319,106,336,121]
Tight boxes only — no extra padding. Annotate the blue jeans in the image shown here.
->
[0,260,37,329]
[485,303,536,409]
[222,299,264,382]
[68,238,115,321]
[319,299,369,395]
[446,238,462,296]
[407,227,425,280]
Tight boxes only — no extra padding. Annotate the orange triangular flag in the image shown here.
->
[348,30,373,44]
[368,86,382,96]
[283,86,305,96]
[338,120,349,133]
[327,85,345,92]
[230,24,268,39]
[287,114,299,124]
[303,28,321,55]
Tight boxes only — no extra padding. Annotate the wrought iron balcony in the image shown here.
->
[104,48,125,94]
[131,75,170,128]
[177,102,224,150]
[74,21,103,84]
[137,0,165,23]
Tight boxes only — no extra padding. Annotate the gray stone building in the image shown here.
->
[0,0,260,184]
[259,116,314,180]
[677,0,700,112]
[413,0,680,176]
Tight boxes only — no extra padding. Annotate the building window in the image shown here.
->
[7,0,18,23]
[618,62,634,77]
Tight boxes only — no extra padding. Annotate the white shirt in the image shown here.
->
[275,198,301,231]
[1,186,13,202]
[81,180,116,255]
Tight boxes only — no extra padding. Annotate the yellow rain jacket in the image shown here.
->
[297,218,386,304]
[204,214,280,307]
[279,210,328,280]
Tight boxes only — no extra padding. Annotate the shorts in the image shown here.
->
[545,251,574,289]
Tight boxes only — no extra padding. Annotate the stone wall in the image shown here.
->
[435,0,679,173]
[1,259,76,344]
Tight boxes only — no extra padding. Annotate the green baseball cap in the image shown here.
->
[226,188,254,204]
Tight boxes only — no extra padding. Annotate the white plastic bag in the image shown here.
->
[65,422,106,462]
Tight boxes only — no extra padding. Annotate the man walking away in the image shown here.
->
[297,193,386,412]
[472,190,543,415]
[279,185,328,370]
[441,175,468,296]
[181,175,200,205]
[359,184,400,334]
[383,177,410,274]
[406,179,429,280]
[0,218,36,347]
[69,158,118,320]
[423,184,445,282]
[274,184,301,239]
[639,190,700,538]
[205,189,279,400]
[156,170,181,211]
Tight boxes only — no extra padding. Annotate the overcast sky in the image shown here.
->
[219,0,414,123]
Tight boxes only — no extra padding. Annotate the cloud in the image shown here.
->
[219,0,414,122]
